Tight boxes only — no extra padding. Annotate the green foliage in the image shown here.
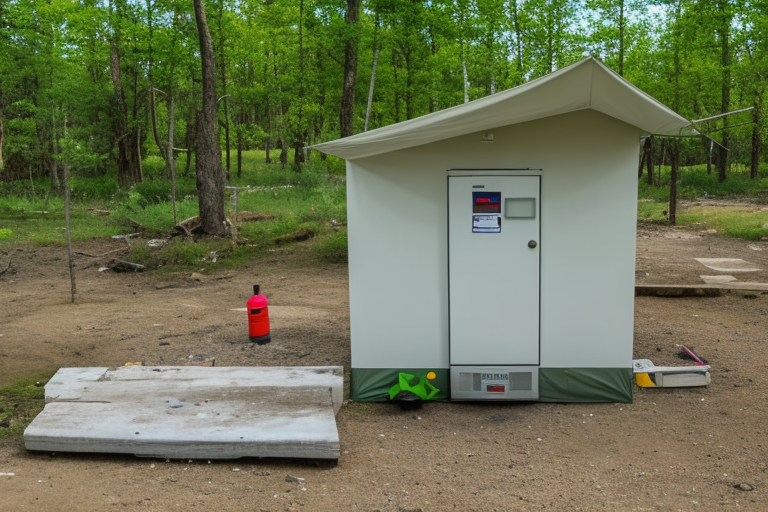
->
[0,228,12,240]
[0,374,49,439]
[68,175,118,202]
[639,165,768,201]
[314,229,348,263]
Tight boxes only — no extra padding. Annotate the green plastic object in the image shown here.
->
[388,372,441,401]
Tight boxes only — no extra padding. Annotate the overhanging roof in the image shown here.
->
[310,57,694,160]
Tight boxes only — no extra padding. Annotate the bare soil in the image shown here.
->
[1,223,768,511]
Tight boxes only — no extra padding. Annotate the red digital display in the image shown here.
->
[487,384,506,393]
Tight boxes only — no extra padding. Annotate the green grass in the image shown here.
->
[679,207,768,240]
[0,374,49,439]
[314,229,348,263]
[638,164,768,240]
[0,151,348,265]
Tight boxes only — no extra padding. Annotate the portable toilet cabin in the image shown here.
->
[311,57,693,403]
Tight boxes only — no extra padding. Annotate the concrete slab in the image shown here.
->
[694,258,761,272]
[24,366,343,460]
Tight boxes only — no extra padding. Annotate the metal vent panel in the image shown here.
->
[450,366,539,400]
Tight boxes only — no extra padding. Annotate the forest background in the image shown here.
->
[1,0,768,245]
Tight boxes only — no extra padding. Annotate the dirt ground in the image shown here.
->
[1,215,768,511]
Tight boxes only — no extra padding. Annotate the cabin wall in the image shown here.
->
[346,109,642,391]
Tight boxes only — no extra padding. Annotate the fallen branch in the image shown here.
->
[274,228,316,245]
[108,259,146,272]
[174,215,203,238]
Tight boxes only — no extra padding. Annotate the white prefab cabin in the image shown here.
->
[312,57,692,403]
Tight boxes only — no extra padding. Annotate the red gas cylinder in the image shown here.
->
[247,284,271,344]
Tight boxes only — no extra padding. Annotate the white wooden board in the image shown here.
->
[24,366,343,460]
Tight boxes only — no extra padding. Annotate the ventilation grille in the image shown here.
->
[456,371,533,391]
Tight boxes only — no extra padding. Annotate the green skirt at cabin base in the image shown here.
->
[351,367,633,403]
[351,368,449,402]
[538,368,634,403]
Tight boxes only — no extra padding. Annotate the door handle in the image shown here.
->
[528,240,538,249]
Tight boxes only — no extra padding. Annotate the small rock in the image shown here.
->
[190,272,204,281]
[285,475,305,483]
[735,483,754,491]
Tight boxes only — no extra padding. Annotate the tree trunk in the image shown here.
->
[364,13,380,132]
[0,84,4,172]
[639,137,651,179]
[109,35,142,187]
[193,0,227,236]
[236,112,242,179]
[618,0,625,76]
[217,2,230,180]
[669,139,679,226]
[166,94,178,225]
[340,0,361,138]
[705,139,713,174]
[751,103,760,180]
[293,141,304,173]
[646,136,654,186]
[365,48,379,132]
[279,137,287,169]
[716,0,731,183]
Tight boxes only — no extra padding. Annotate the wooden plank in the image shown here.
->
[24,366,343,460]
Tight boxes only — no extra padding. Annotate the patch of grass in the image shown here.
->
[678,207,768,240]
[0,374,50,438]
[314,229,348,263]
[1,151,347,266]
[637,200,669,223]
[0,205,131,250]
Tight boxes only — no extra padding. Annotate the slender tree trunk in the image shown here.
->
[750,96,761,180]
[639,137,651,178]
[618,0,625,76]
[49,105,61,191]
[669,140,679,226]
[236,114,242,179]
[462,58,469,103]
[511,0,524,84]
[340,0,361,138]
[109,35,142,186]
[646,136,654,186]
[716,0,731,183]
[0,84,4,172]
[217,2,230,180]
[365,49,379,132]
[364,14,380,132]
[166,95,177,225]
[193,0,227,236]
[705,139,713,174]
[64,169,76,303]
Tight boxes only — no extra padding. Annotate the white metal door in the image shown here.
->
[448,172,540,366]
